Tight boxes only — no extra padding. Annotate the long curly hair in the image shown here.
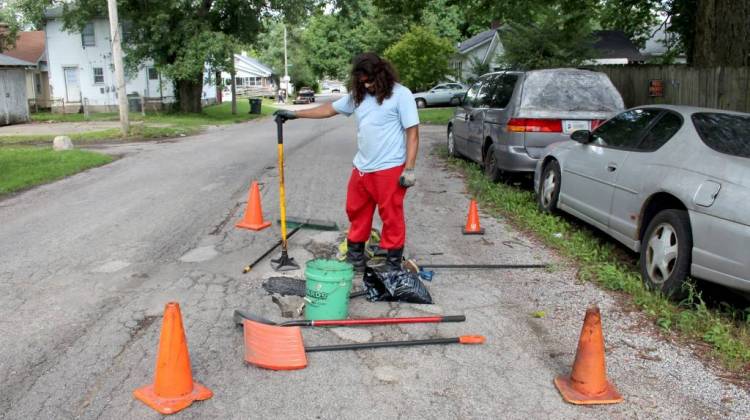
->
[347,52,399,107]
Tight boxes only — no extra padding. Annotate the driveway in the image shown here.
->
[0,109,748,419]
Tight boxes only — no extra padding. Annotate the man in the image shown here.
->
[274,52,419,272]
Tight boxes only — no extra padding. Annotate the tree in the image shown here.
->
[25,0,316,112]
[597,0,661,49]
[0,3,21,52]
[682,0,749,66]
[384,26,454,92]
[497,3,595,70]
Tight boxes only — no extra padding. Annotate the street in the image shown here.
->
[1,103,748,419]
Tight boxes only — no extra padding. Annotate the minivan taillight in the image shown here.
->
[507,118,562,133]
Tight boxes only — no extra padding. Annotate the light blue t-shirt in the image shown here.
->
[332,83,419,172]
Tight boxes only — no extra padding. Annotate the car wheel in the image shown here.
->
[537,160,561,213]
[447,128,458,157]
[483,144,502,182]
[416,98,427,108]
[640,209,692,298]
[449,96,460,106]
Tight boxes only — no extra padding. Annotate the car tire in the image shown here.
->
[449,96,460,106]
[639,209,692,299]
[416,98,427,108]
[447,127,459,157]
[537,160,561,213]
[483,144,502,182]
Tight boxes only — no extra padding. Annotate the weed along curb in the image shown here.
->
[440,148,750,375]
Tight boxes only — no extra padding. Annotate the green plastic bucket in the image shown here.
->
[304,259,354,320]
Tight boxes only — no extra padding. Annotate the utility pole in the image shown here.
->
[283,25,289,97]
[107,0,129,136]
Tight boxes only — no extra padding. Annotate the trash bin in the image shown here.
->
[248,98,262,114]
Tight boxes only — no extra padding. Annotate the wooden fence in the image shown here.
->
[596,65,750,113]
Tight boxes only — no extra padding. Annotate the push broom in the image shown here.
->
[242,319,485,370]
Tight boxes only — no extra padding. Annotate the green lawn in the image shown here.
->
[0,148,113,196]
[442,149,750,375]
[419,107,454,125]
[6,100,276,145]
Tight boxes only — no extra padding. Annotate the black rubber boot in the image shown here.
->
[385,248,404,271]
[346,240,367,272]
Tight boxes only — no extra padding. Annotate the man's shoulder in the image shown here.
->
[393,83,413,97]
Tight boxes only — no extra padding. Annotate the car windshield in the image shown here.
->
[519,69,624,115]
[692,112,750,158]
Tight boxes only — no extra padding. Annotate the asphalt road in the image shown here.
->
[1,100,748,419]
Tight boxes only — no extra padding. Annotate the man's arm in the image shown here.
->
[295,102,338,119]
[405,125,419,169]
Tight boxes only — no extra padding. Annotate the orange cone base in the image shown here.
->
[462,228,485,235]
[235,219,272,231]
[554,375,623,405]
[133,382,213,415]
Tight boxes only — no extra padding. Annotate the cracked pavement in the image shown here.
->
[1,99,748,419]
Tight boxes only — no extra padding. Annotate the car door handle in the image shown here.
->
[606,163,617,172]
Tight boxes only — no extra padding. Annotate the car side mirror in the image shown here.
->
[571,130,593,144]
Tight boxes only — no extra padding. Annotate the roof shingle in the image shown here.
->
[3,31,45,64]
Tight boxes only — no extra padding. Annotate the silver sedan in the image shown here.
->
[534,105,750,296]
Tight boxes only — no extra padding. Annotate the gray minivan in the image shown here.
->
[447,68,624,180]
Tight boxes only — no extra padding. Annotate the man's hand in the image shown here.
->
[399,168,416,188]
[273,109,297,121]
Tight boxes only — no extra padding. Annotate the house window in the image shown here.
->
[148,68,158,80]
[236,77,244,86]
[82,22,95,47]
[93,67,104,84]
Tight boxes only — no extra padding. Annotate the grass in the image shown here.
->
[4,100,276,145]
[0,147,113,196]
[419,107,454,125]
[442,149,750,375]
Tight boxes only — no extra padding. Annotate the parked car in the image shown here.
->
[293,86,315,104]
[413,83,468,108]
[447,69,624,181]
[534,105,750,296]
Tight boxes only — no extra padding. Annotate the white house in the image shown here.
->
[452,27,645,81]
[220,53,276,101]
[43,7,217,113]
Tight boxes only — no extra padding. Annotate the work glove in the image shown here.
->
[399,168,416,188]
[273,109,297,121]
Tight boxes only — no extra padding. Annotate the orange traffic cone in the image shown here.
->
[236,181,272,231]
[462,200,485,235]
[133,302,213,414]
[554,306,622,405]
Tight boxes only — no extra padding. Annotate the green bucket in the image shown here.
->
[304,259,354,320]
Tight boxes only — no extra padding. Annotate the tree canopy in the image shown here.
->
[384,26,454,92]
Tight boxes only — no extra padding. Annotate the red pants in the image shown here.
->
[346,164,407,249]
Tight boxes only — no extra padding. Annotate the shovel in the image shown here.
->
[233,309,465,326]
[242,319,484,370]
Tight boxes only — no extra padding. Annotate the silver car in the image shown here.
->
[534,105,750,295]
[413,83,468,108]
[448,69,624,181]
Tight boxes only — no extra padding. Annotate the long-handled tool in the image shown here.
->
[242,319,484,370]
[271,116,300,271]
[242,226,302,273]
[419,263,549,269]
[233,309,465,326]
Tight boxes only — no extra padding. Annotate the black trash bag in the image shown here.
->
[363,266,433,304]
